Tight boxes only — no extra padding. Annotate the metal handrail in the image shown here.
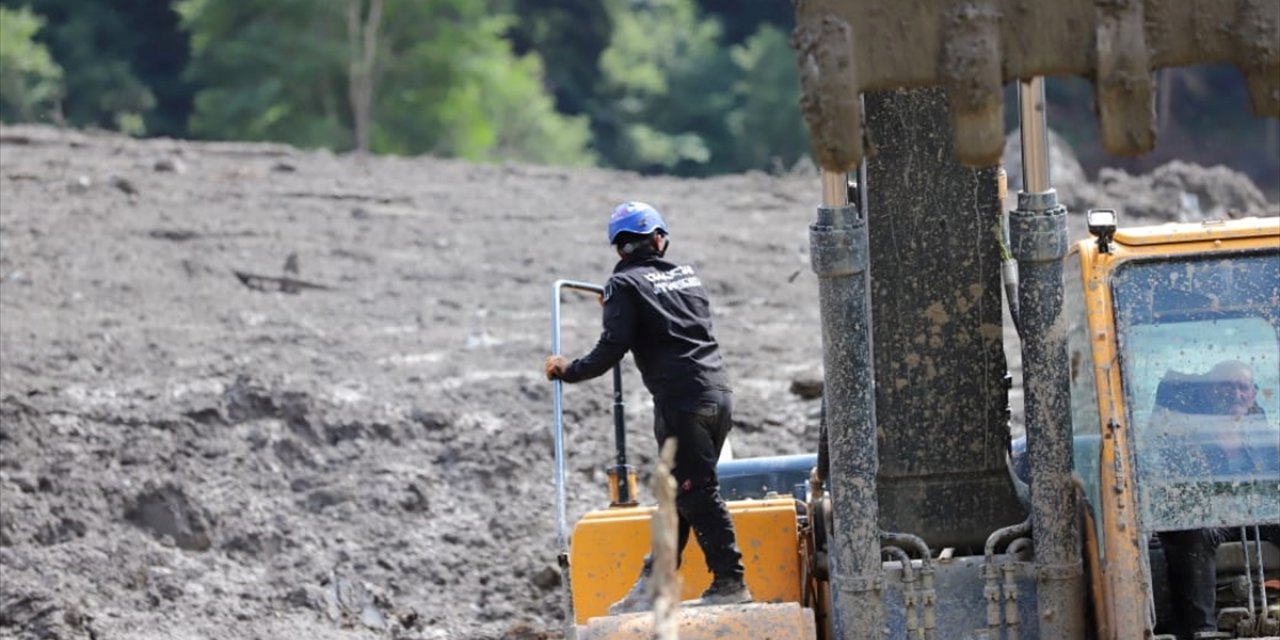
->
[550,279,604,550]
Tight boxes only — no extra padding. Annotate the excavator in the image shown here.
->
[548,1,1280,638]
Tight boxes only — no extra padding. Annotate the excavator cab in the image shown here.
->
[1010,219,1280,637]
[1067,219,1280,638]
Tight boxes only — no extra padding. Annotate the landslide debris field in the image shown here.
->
[0,124,1274,640]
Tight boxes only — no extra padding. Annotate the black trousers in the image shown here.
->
[1159,528,1224,638]
[1159,525,1280,639]
[653,389,745,580]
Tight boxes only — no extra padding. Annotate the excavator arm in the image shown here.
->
[792,2,1277,639]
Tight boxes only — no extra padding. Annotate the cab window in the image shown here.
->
[1111,252,1280,532]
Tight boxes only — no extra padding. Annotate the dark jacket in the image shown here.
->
[562,251,730,405]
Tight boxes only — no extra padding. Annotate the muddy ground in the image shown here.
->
[0,123,1274,640]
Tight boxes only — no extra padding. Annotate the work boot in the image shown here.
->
[608,563,653,615]
[695,574,752,606]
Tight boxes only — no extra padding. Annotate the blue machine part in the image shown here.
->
[718,453,817,501]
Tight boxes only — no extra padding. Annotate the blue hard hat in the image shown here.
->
[608,202,668,244]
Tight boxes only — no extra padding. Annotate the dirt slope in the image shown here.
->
[0,125,828,640]
[0,125,1273,640]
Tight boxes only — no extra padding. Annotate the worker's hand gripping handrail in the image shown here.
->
[550,279,604,551]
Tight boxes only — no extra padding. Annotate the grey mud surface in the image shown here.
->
[0,125,1274,639]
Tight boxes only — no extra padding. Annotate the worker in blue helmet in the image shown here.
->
[545,201,751,612]
[607,200,668,245]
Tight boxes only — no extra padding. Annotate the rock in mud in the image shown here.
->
[153,158,186,174]
[125,483,214,551]
[789,370,825,399]
[531,566,561,590]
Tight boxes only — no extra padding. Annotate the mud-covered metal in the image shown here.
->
[560,552,578,640]
[1003,537,1034,638]
[578,602,817,639]
[881,553,1041,637]
[1075,251,1155,639]
[1072,217,1280,638]
[881,530,938,639]
[881,546,920,637]
[863,88,1026,550]
[809,197,884,638]
[1009,197,1086,638]
[794,17,865,175]
[982,519,1032,636]
[793,0,1280,169]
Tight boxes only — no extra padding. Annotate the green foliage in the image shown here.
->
[723,24,810,172]
[594,0,732,173]
[176,0,349,147]
[0,0,188,135]
[3,0,1273,187]
[593,0,809,175]
[505,0,610,116]
[178,0,592,165]
[0,5,62,123]
[371,4,593,165]
[456,47,594,165]
[695,0,794,45]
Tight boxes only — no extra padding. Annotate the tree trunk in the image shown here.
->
[347,0,382,153]
[651,438,680,640]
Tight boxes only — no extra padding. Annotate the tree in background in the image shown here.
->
[0,6,63,123]
[9,0,1265,189]
[505,0,611,117]
[368,1,592,164]
[0,0,191,136]
[592,0,810,175]
[177,0,351,148]
[694,0,794,45]
[178,0,592,165]
[347,0,382,153]
[593,0,731,173]
[723,24,810,173]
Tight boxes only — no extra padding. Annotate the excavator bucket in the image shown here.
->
[794,0,1280,168]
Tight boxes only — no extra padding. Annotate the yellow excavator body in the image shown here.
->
[1071,215,1280,638]
[569,496,807,626]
